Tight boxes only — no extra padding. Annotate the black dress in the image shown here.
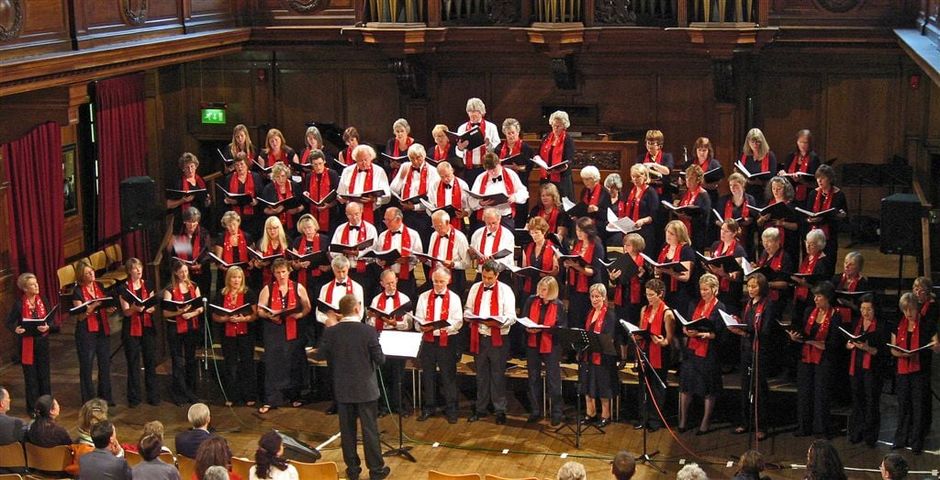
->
[802,187,848,276]
[303,168,341,233]
[781,150,820,203]
[493,140,535,229]
[622,184,660,251]
[714,193,757,254]
[740,152,777,207]
[738,297,775,433]
[579,307,617,398]
[538,133,575,198]
[680,299,725,396]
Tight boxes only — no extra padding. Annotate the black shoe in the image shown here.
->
[695,428,711,436]
[526,414,541,423]
[633,422,647,430]
[647,423,660,432]
[418,410,433,422]
[580,415,597,425]
[595,418,611,428]
[890,443,906,450]
[370,466,391,480]
[678,425,691,433]
[468,413,483,422]
[446,414,458,424]
[550,416,562,427]
[325,404,337,415]
[495,413,507,425]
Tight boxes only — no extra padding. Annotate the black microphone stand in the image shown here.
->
[381,362,416,463]
[746,312,761,452]
[552,328,606,448]
[630,331,667,474]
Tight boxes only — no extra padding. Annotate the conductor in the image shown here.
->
[313,294,391,480]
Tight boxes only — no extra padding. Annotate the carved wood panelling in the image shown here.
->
[0,0,71,60]
[71,0,183,48]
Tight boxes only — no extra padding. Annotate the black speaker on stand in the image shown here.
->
[119,176,159,232]
[880,193,923,301]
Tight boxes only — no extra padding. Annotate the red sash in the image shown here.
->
[801,307,832,365]
[431,232,457,280]
[582,183,602,208]
[382,228,412,280]
[436,180,463,230]
[658,243,684,292]
[422,291,451,347]
[260,240,285,287]
[849,317,876,376]
[82,282,110,335]
[275,181,295,229]
[523,241,555,292]
[434,142,451,162]
[342,223,369,273]
[223,292,249,337]
[794,253,822,301]
[172,285,199,334]
[527,299,558,354]
[811,187,836,238]
[641,302,666,368]
[724,196,750,222]
[500,140,521,163]
[128,280,152,337]
[714,240,737,292]
[615,253,645,306]
[223,230,248,264]
[567,240,595,293]
[585,306,608,365]
[180,176,206,212]
[264,147,287,167]
[539,206,561,232]
[177,230,202,262]
[896,316,922,374]
[644,151,665,195]
[230,173,256,215]
[351,167,376,223]
[307,171,332,229]
[835,274,860,324]
[687,298,717,357]
[476,169,516,220]
[20,295,47,365]
[678,186,704,234]
[757,249,784,301]
[324,280,353,304]
[375,292,401,332]
[539,131,566,183]
[788,153,811,201]
[271,281,299,341]
[742,152,770,173]
[296,235,323,287]
[478,226,503,259]
[402,163,429,199]
[463,120,486,169]
[342,147,354,166]
[626,185,648,221]
[469,284,502,354]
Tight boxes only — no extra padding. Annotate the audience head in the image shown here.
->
[195,436,233,480]
[33,394,59,420]
[806,439,846,480]
[738,450,765,477]
[254,430,289,479]
[204,465,230,480]
[188,403,211,429]
[91,420,115,449]
[676,463,708,480]
[880,453,908,480]
[138,433,165,462]
[78,397,108,434]
[142,420,165,440]
[556,461,586,480]
[0,386,10,413]
[611,450,636,480]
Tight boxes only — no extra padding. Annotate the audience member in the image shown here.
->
[733,450,769,480]
[611,451,636,480]
[249,431,298,480]
[204,466,231,480]
[67,397,111,476]
[194,435,241,480]
[805,440,846,480]
[676,463,708,480]
[557,461,587,480]
[125,420,173,454]
[26,394,71,447]
[176,403,213,459]
[0,386,25,445]
[133,433,181,480]
[78,420,132,480]
[880,454,908,480]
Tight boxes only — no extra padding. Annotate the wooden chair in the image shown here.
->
[428,471,482,480]
[56,264,75,293]
[231,456,254,480]
[100,245,128,283]
[177,455,196,480]
[124,449,143,467]
[0,474,25,480]
[89,250,108,274]
[485,475,539,480]
[158,451,176,466]
[0,442,27,471]
[24,443,73,474]
[290,460,339,480]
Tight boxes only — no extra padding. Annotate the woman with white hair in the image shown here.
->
[494,118,535,228]
[791,228,830,323]
[556,461,587,480]
[261,163,303,232]
[579,165,611,236]
[455,97,500,182]
[538,110,575,198]
[385,118,414,178]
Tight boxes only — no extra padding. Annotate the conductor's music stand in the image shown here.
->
[378,330,423,463]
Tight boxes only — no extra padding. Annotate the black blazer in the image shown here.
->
[173,428,212,459]
[314,320,385,403]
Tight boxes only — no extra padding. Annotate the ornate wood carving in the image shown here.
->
[388,57,425,98]
[488,0,520,25]
[812,0,863,13]
[122,0,149,26]
[595,0,636,25]
[285,0,330,14]
[0,0,25,41]
[573,149,620,169]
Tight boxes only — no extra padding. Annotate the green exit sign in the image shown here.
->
[201,108,227,125]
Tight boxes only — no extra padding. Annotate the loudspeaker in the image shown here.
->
[120,176,157,232]
[880,193,922,256]
[277,430,322,462]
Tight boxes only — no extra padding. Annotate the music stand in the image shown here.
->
[378,330,423,463]
[628,331,667,474]
[552,327,617,448]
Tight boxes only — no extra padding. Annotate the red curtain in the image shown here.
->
[96,73,149,260]
[2,122,64,316]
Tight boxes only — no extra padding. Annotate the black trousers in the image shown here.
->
[738,353,769,432]
[75,324,112,403]
[475,335,509,414]
[20,337,51,411]
[797,360,831,435]
[166,325,200,402]
[894,372,928,451]
[848,368,881,445]
[419,340,458,415]
[123,327,159,405]
[525,347,563,419]
[221,333,257,403]
[337,400,386,479]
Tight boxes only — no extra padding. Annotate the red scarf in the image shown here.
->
[500,140,521,162]
[307,170,333,230]
[229,173,256,215]
[469,283,502,354]
[393,137,414,157]
[20,295,47,365]
[463,120,486,170]
[265,147,286,166]
[567,240,595,293]
[325,279,353,305]
[679,186,704,234]
[436,179,463,230]
[375,292,401,332]
[382,228,412,280]
[423,290,451,347]
[351,166,376,223]
[271,281,299,341]
[180,175,206,212]
[801,307,832,365]
[342,223,369,273]
[402,163,429,198]
[641,302,666,368]
[128,280,152,337]
[476,169,516,220]
[896,315,922,374]
[626,185,648,221]
[539,131,566,182]
[849,317,877,375]
[177,230,202,261]
[539,206,561,232]
[478,226,503,258]
[275,181,295,229]
[223,230,248,264]
[758,249,784,301]
[812,187,836,237]
[687,298,718,357]
[714,240,737,292]
[657,243,684,292]
[223,292,249,337]
[81,282,110,335]
[527,299,558,354]
[342,147,355,166]
[523,241,555,292]
[296,235,323,287]
[615,254,645,306]
[585,305,608,365]
[795,253,822,301]
[300,147,315,165]
[434,142,451,162]
[171,284,199,334]
[788,153,811,201]
[742,152,771,173]
[431,231,457,278]
[260,239,285,287]
[724,196,750,222]
[582,183,602,207]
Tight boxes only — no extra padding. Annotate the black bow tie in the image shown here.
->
[443,183,453,189]
[348,225,360,231]
[384,293,396,299]
[358,168,370,173]
[487,231,496,237]
[435,293,447,298]
[440,234,451,240]
[336,282,347,287]
[391,231,402,235]
[491,175,503,183]
[483,285,495,292]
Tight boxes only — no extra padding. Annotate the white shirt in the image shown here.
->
[469,167,529,217]
[470,225,515,270]
[368,290,412,331]
[389,161,440,211]
[425,176,471,214]
[413,288,464,337]
[454,120,500,167]
[374,226,424,276]
[330,220,379,261]
[316,278,364,324]
[337,163,390,207]
[427,227,470,271]
[249,464,299,480]
[464,280,516,336]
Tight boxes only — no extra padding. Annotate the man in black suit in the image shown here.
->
[174,402,213,459]
[78,420,132,480]
[313,294,390,480]
[0,387,25,445]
